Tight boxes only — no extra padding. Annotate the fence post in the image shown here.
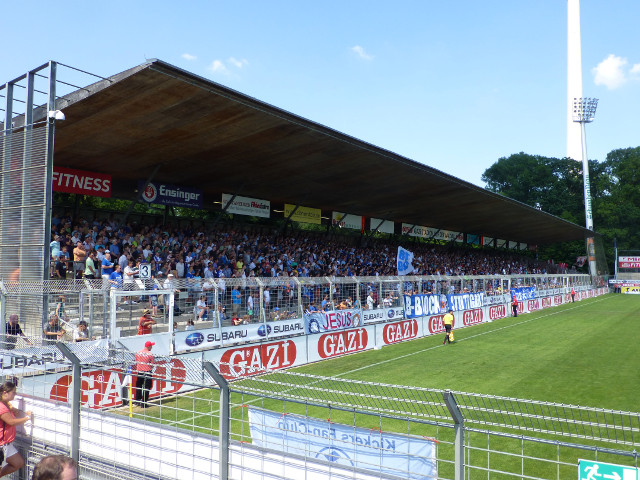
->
[443,390,464,480]
[0,284,6,351]
[203,362,229,480]
[57,343,81,463]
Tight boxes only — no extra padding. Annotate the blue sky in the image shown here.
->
[1,0,638,186]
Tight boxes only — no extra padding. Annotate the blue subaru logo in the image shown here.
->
[258,324,271,337]
[185,332,204,347]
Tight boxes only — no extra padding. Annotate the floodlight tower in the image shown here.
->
[572,97,598,276]
[567,0,584,161]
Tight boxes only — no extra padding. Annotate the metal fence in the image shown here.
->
[2,345,638,480]
[0,273,596,349]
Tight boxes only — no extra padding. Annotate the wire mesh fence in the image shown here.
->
[2,348,637,480]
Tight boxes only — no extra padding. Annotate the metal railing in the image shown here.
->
[2,349,638,480]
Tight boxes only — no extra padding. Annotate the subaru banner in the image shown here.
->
[248,407,437,480]
[175,318,304,353]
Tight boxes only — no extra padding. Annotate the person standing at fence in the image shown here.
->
[72,241,87,279]
[571,287,576,303]
[0,381,33,478]
[138,309,156,335]
[43,315,65,345]
[511,295,518,317]
[31,454,77,480]
[443,308,454,345]
[101,250,114,280]
[84,250,97,279]
[4,315,32,350]
[134,341,155,408]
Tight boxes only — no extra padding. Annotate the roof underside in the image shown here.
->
[42,59,591,245]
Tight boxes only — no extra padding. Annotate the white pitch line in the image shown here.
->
[157,295,612,425]
[332,295,611,378]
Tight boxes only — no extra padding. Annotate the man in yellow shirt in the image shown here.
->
[443,308,454,345]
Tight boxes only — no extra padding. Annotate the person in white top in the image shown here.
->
[123,259,139,304]
[195,295,209,321]
[263,287,271,312]
[366,293,375,310]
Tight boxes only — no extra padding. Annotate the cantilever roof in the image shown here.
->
[42,59,591,245]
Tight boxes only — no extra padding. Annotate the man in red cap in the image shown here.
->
[134,341,155,408]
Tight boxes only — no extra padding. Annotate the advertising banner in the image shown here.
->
[284,204,321,224]
[216,339,299,379]
[311,328,370,361]
[18,356,189,409]
[446,292,485,311]
[304,309,363,334]
[139,181,203,209]
[362,307,404,324]
[403,294,447,318]
[619,256,640,269]
[1,339,109,377]
[622,286,640,294]
[174,318,304,353]
[52,166,112,197]
[401,224,462,242]
[222,193,270,218]
[379,318,421,345]
[370,218,395,234]
[248,408,437,480]
[332,212,362,230]
[510,286,536,301]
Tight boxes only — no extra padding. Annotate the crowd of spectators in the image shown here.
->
[49,212,562,284]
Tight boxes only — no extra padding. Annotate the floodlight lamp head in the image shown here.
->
[48,110,65,121]
[572,97,598,123]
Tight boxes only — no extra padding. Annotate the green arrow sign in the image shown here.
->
[579,459,639,480]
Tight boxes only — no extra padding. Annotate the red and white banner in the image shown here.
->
[619,256,640,269]
[52,166,112,197]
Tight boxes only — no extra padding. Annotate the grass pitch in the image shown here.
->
[124,294,639,479]
[293,293,640,411]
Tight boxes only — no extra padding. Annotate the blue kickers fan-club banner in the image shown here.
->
[248,408,437,480]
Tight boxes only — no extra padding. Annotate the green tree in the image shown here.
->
[481,152,607,270]
[596,147,640,256]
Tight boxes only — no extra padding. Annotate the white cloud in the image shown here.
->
[228,57,248,68]
[351,45,373,61]
[592,54,628,89]
[631,63,640,75]
[208,60,228,74]
[181,53,197,61]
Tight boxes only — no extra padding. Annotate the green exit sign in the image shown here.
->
[579,460,638,480]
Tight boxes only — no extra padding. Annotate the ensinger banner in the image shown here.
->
[139,181,203,209]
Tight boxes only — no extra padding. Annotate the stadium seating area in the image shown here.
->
[49,212,564,282]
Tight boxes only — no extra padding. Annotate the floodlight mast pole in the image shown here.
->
[572,97,598,276]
